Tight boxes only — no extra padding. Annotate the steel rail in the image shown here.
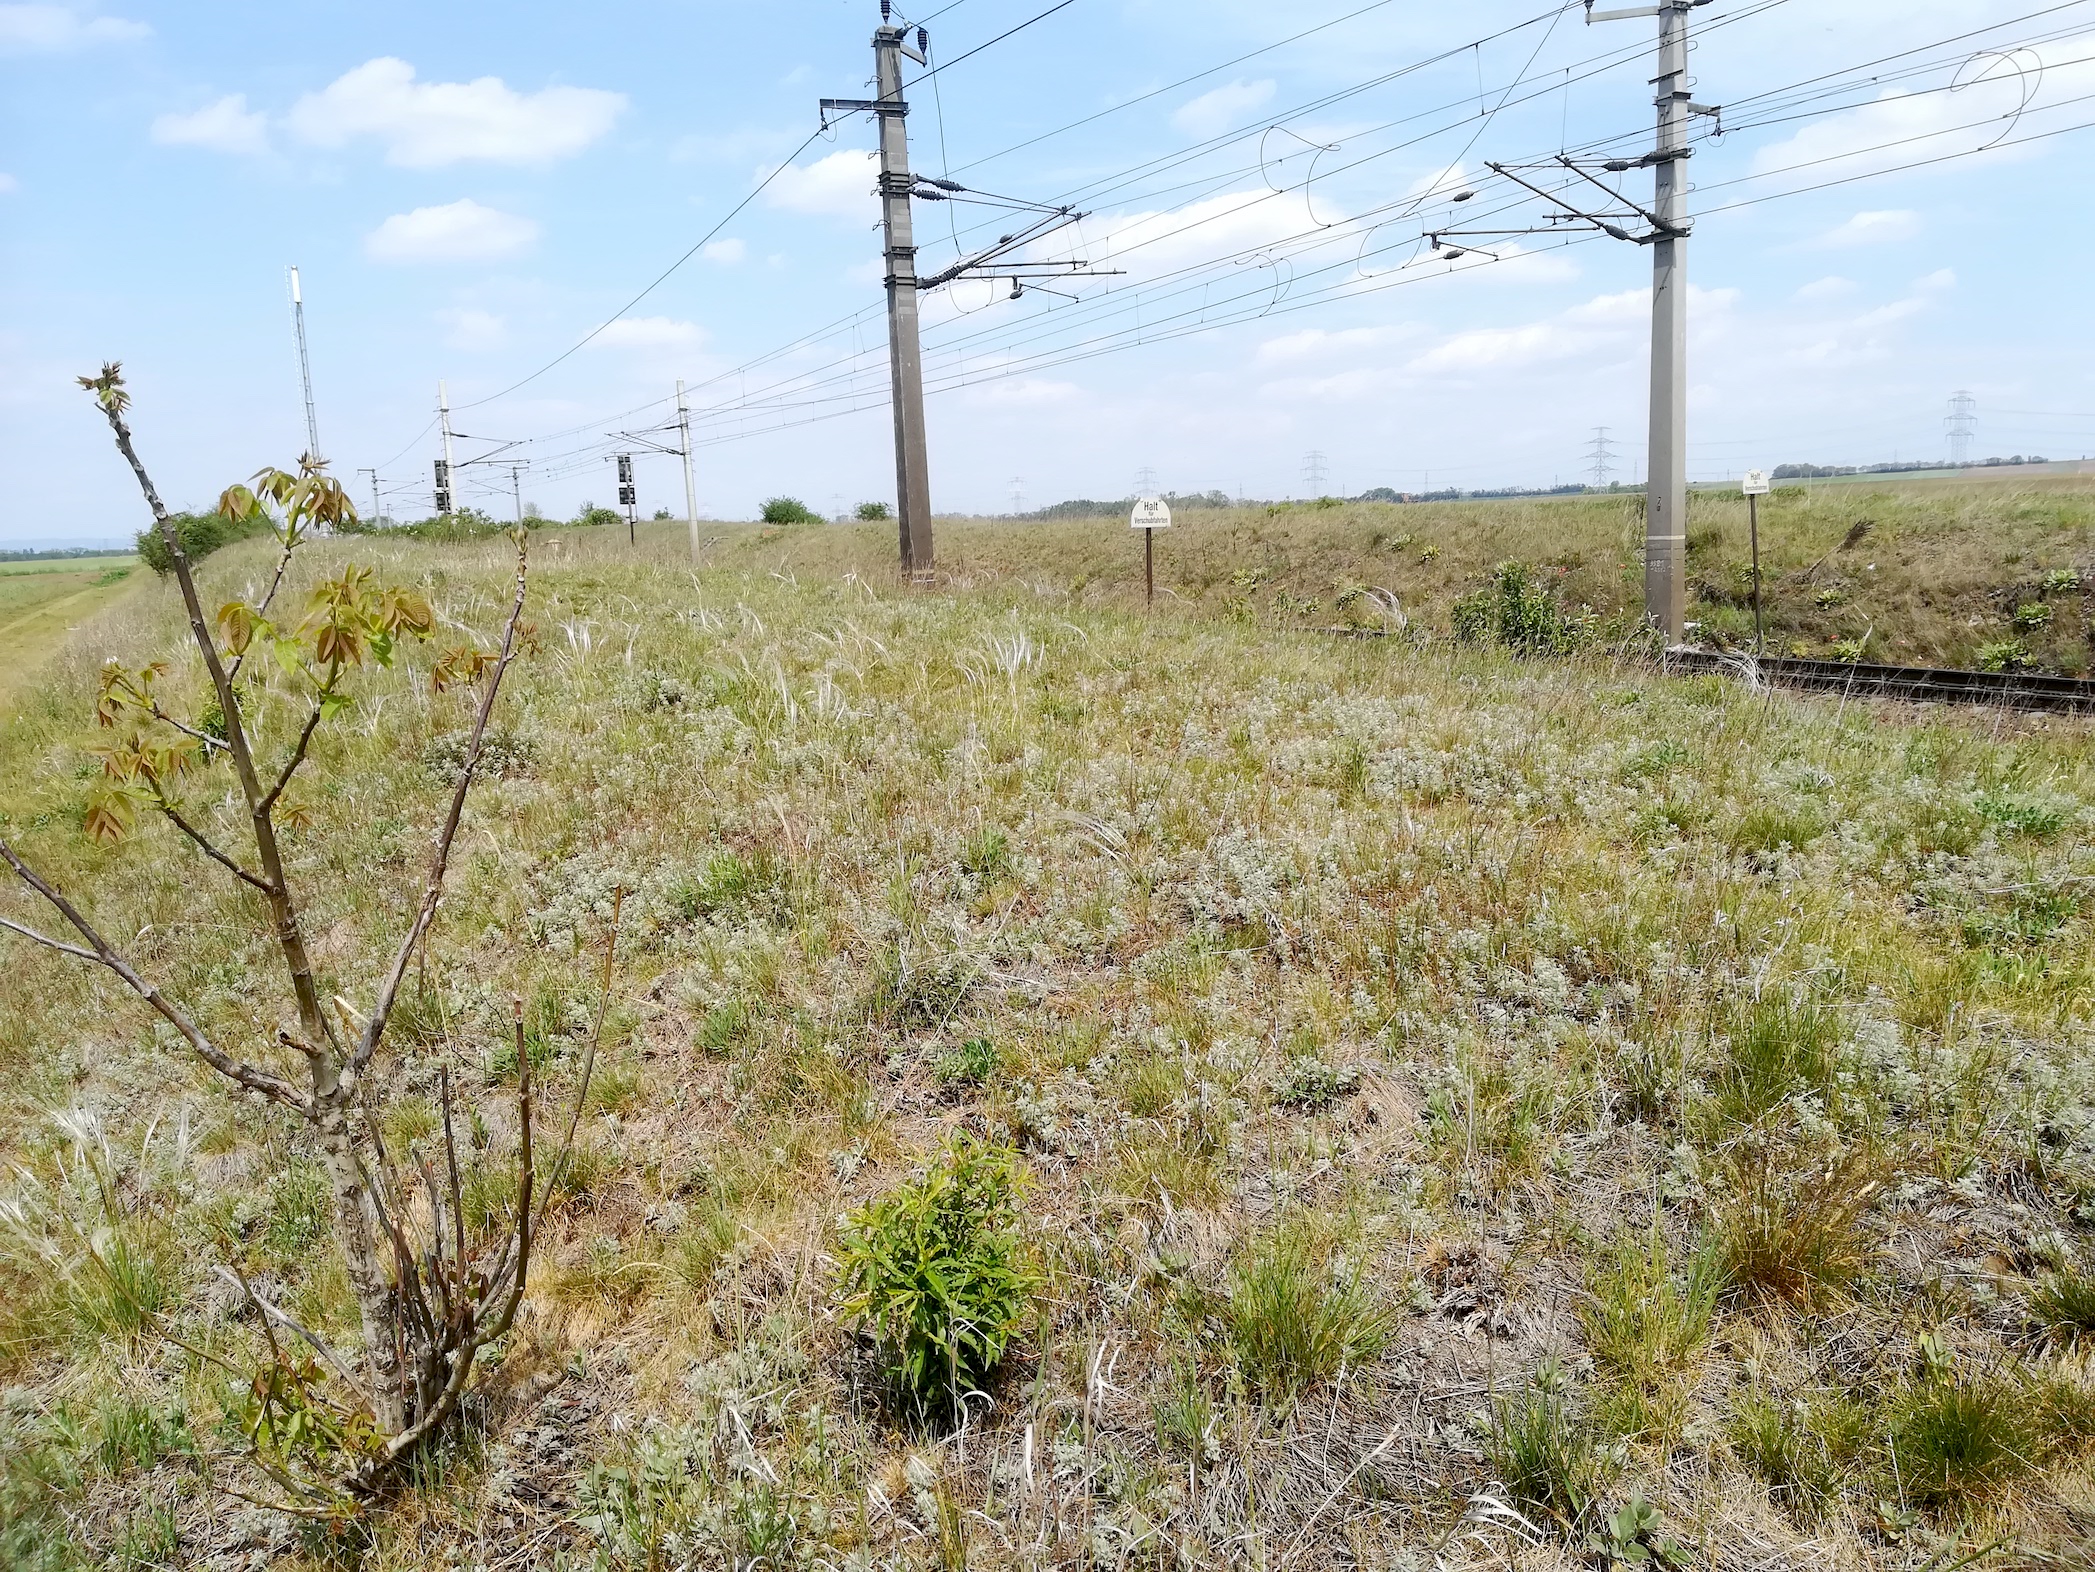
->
[1665,647,2095,714]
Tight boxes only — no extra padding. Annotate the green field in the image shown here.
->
[3,515,2094,1568]
[0,554,143,704]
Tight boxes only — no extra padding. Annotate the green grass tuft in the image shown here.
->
[1222,1228,1391,1407]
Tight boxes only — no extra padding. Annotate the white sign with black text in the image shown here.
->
[1130,496,1172,530]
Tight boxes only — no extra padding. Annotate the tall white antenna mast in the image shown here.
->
[288,265,323,468]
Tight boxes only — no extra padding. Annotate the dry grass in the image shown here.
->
[2,520,2094,1567]
[709,469,2095,670]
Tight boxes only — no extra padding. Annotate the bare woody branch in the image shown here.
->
[258,697,329,818]
[87,381,342,1062]
[359,1000,536,1484]
[353,534,531,1075]
[0,837,307,1112]
[155,798,277,897]
[0,912,99,962]
[148,702,230,756]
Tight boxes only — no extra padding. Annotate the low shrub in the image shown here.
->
[761,496,821,525]
[1727,1386,1853,1510]
[1976,638,2035,673]
[935,1037,998,1088]
[1451,560,1590,656]
[856,501,892,521]
[837,1135,1035,1424]
[134,509,271,574]
[1581,1227,1720,1384]
[1711,989,1843,1124]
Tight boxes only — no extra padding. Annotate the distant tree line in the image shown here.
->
[1004,489,1237,521]
[1774,455,2051,479]
[0,544,135,561]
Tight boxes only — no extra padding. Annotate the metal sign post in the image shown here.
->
[1741,467,1770,653]
[1130,495,1171,608]
[617,454,638,545]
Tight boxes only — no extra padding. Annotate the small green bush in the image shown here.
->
[1727,1386,1853,1510]
[959,826,1011,881]
[838,1135,1035,1423]
[375,507,508,541]
[1976,791,2072,839]
[2012,601,2055,632]
[1271,1057,1360,1111]
[1714,1143,1880,1309]
[1713,990,1843,1123]
[576,504,623,529]
[935,1037,998,1088]
[135,509,272,574]
[1451,560,1589,656]
[856,501,892,521]
[761,496,821,525]
[1976,638,2035,673]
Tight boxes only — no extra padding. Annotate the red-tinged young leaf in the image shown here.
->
[82,788,137,844]
[218,484,262,524]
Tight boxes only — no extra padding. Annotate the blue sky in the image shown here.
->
[3,0,2094,543]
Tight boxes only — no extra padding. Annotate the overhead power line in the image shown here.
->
[456,123,830,412]
[903,0,1077,89]
[395,0,2092,507]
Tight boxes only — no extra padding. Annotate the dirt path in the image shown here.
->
[0,572,142,708]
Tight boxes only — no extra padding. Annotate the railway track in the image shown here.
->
[1665,647,2095,715]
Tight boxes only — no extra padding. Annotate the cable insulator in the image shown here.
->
[918,26,928,53]
[881,0,890,17]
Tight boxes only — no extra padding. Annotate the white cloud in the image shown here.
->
[1404,285,1735,377]
[591,316,704,348]
[1817,209,1919,247]
[0,173,16,194]
[287,58,624,167]
[364,199,538,264]
[0,4,147,54]
[437,308,506,351]
[1092,188,1318,278]
[1914,267,1956,292]
[1255,325,1413,364]
[151,94,270,156]
[1777,278,1943,370]
[766,148,877,219]
[1795,275,1858,302]
[703,238,746,265]
[1171,79,1275,140]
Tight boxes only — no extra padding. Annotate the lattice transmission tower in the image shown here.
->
[1945,391,1977,466]
[1585,426,1618,487]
